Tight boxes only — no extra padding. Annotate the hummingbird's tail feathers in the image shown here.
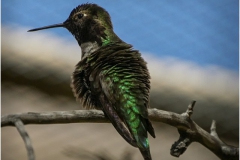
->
[133,117,150,149]
[127,116,153,160]
[139,148,152,160]
[100,94,137,147]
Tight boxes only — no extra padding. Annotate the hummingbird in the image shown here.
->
[28,3,155,160]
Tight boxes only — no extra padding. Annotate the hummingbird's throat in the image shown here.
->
[80,41,100,59]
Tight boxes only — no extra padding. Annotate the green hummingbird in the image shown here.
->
[28,3,155,160]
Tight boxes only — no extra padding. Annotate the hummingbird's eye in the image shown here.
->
[77,14,84,19]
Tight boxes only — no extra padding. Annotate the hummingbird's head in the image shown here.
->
[64,3,114,45]
[28,3,121,46]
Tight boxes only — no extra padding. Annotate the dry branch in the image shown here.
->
[1,101,238,160]
[14,119,35,160]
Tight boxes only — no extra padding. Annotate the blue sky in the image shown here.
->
[2,0,239,71]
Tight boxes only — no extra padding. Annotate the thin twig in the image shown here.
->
[181,100,196,118]
[210,120,239,159]
[14,119,35,160]
[210,120,222,143]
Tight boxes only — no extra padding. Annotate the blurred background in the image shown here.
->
[1,1,239,160]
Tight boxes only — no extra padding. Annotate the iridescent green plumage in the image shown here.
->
[28,3,155,160]
[72,42,155,159]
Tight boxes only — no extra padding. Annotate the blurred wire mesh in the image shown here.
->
[1,1,239,160]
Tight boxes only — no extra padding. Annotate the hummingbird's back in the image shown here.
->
[71,42,150,113]
[71,42,155,160]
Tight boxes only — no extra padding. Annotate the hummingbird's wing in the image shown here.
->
[98,68,155,149]
[98,89,138,147]
[97,69,155,160]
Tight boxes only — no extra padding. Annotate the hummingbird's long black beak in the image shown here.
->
[28,23,65,32]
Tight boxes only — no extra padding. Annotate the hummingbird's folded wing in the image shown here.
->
[99,92,138,147]
[98,71,155,150]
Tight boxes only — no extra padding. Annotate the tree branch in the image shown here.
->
[2,101,238,160]
[10,119,35,160]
